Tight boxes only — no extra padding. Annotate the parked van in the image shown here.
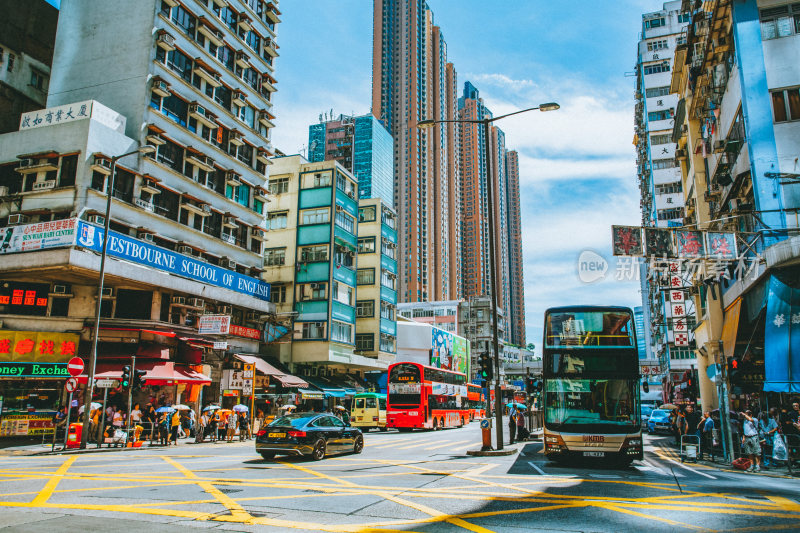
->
[350,393,387,431]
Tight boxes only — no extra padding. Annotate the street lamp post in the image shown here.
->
[418,102,558,450]
[79,145,156,449]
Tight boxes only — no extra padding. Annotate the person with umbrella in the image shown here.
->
[155,406,173,446]
[226,409,238,443]
[333,405,350,426]
[235,406,249,441]
[508,403,518,444]
[170,407,181,445]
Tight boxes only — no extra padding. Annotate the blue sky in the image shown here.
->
[270,1,660,352]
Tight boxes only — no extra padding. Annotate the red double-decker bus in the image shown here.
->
[386,362,469,431]
[467,383,485,421]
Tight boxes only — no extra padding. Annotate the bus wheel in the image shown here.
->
[460,417,465,427]
[432,418,438,431]
[439,417,445,429]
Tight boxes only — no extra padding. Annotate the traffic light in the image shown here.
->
[728,356,740,382]
[133,369,146,391]
[642,380,650,394]
[121,365,131,389]
[478,352,493,381]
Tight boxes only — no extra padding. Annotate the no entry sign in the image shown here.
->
[67,357,84,377]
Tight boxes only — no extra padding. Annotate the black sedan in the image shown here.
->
[255,412,364,461]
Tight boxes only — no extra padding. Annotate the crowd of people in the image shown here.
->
[666,400,800,472]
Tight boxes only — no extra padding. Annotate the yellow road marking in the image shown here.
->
[30,455,77,505]
[764,495,800,512]
[161,455,251,521]
[598,503,708,531]
[276,460,358,487]
[425,439,474,451]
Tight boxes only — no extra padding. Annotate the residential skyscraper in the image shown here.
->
[505,150,525,347]
[372,0,460,302]
[307,112,393,206]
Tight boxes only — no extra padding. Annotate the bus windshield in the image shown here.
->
[544,378,640,433]
[546,310,634,347]
[388,364,421,406]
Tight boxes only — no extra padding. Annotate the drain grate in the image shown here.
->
[215,488,243,494]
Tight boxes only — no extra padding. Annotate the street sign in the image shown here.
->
[67,357,84,377]
[480,418,491,429]
[65,378,78,392]
[213,341,228,350]
[95,379,119,388]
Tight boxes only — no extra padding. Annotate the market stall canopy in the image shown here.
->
[233,353,308,388]
[303,377,347,398]
[77,361,210,385]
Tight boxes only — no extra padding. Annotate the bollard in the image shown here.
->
[480,417,493,451]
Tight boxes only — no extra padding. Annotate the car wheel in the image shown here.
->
[311,439,326,461]
[353,435,364,454]
[260,452,275,460]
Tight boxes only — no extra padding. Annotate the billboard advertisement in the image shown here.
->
[430,327,470,376]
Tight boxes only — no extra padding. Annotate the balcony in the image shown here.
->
[265,5,281,25]
[185,151,215,172]
[90,156,112,176]
[197,18,224,47]
[238,14,253,33]
[140,176,161,195]
[182,200,211,217]
[192,63,222,88]
[225,171,241,186]
[17,156,58,174]
[188,102,218,128]
[221,232,236,245]
[254,187,269,202]
[145,132,166,146]
[258,109,275,128]
[156,30,176,51]
[261,76,276,93]
[256,147,271,165]
[229,130,244,146]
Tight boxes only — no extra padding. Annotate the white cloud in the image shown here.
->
[468,73,538,92]
[517,154,635,183]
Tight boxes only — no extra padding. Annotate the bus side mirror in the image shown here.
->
[642,381,650,393]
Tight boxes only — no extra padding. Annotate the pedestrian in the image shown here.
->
[209,412,218,443]
[158,412,169,446]
[508,404,517,444]
[170,409,181,445]
[740,410,761,472]
[197,411,208,443]
[673,408,685,446]
[759,409,779,468]
[90,407,102,443]
[188,409,196,438]
[684,404,701,448]
[130,403,142,427]
[227,411,238,442]
[113,408,125,429]
[516,409,527,440]
[700,411,715,460]
[239,412,249,441]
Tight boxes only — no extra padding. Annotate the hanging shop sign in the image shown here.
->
[75,221,270,301]
[612,226,738,260]
[198,315,231,335]
[0,330,80,366]
[229,324,260,340]
[0,414,54,437]
[0,218,78,255]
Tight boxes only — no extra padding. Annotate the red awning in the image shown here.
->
[233,354,308,388]
[77,361,210,385]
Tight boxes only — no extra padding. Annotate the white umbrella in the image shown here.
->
[172,404,192,410]
[232,404,249,412]
[202,405,221,412]
[279,405,296,411]
[78,402,102,414]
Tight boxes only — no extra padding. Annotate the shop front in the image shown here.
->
[227,354,308,421]
[0,330,80,439]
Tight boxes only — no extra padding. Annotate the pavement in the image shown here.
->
[0,422,798,532]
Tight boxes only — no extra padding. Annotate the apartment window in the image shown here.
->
[270,284,287,304]
[357,268,375,286]
[358,205,376,222]
[268,177,289,194]
[381,238,395,259]
[30,70,47,91]
[267,211,287,230]
[356,300,374,318]
[379,333,396,353]
[760,5,800,40]
[650,133,672,145]
[358,236,376,253]
[381,207,396,229]
[217,45,235,71]
[657,207,684,221]
[646,39,669,51]
[336,172,356,199]
[648,110,672,121]
[771,87,800,122]
[381,269,396,290]
[245,30,261,53]
[655,182,683,195]
[678,13,691,23]
[643,62,670,75]
[299,244,328,262]
[644,16,665,29]
[303,171,332,188]
[652,158,677,170]
[301,207,330,225]
[171,5,196,37]
[332,281,353,305]
[355,333,374,351]
[301,321,325,339]
[334,210,354,233]
[334,244,354,268]
[158,48,193,82]
[264,247,285,266]
[645,86,670,98]
[330,320,352,343]
[380,301,395,321]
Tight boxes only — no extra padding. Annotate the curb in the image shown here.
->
[467,447,519,456]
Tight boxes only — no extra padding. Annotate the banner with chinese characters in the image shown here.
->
[764,275,800,393]
[19,100,93,130]
[676,230,705,259]
[0,331,80,365]
[612,226,644,256]
[644,228,675,257]
[198,315,231,335]
[0,218,78,255]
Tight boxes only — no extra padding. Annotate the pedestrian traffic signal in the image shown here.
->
[642,380,650,393]
[133,369,146,391]
[479,352,493,381]
[525,377,542,394]
[121,365,131,389]
[728,356,740,382]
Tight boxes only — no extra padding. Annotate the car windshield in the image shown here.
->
[269,414,316,428]
[650,409,667,418]
[641,406,654,416]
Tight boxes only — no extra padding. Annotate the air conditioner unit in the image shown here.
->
[220,305,233,315]
[335,205,343,212]
[246,311,260,321]
[202,204,212,213]
[187,297,204,308]
[310,282,321,289]
[102,287,114,297]
[178,245,194,255]
[225,172,241,186]
[7,213,28,225]
[140,232,155,242]
[52,284,68,294]
[32,180,57,191]
[151,79,171,98]
[0,186,9,196]
[172,296,186,305]
[223,216,238,227]
[87,214,105,226]
[222,258,237,269]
